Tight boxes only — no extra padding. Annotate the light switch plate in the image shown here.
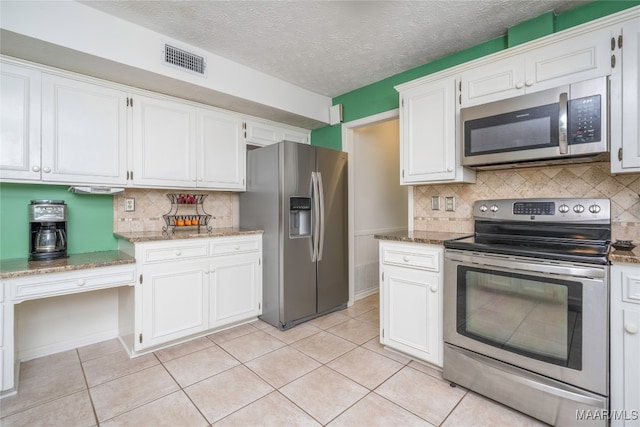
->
[445,196,455,211]
[431,196,441,210]
[124,198,135,212]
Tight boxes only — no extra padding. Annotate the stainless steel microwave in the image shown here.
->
[461,77,608,167]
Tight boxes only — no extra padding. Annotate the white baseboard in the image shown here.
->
[355,287,379,301]
[18,328,120,362]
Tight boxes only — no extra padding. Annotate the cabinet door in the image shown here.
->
[282,128,310,145]
[132,95,196,187]
[525,27,612,93]
[611,18,640,173]
[197,108,245,190]
[611,264,640,427]
[400,78,457,184]
[459,56,525,106]
[41,74,128,185]
[139,260,208,349]
[0,61,41,181]
[209,253,261,328]
[381,265,441,366]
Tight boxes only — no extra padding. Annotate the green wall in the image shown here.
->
[311,0,640,151]
[0,183,117,260]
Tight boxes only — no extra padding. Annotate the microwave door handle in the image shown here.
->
[558,92,569,154]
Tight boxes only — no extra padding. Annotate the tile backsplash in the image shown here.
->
[114,189,237,233]
[413,162,640,243]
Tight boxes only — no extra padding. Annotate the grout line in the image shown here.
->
[76,348,100,426]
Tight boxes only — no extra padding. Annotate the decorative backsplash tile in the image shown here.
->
[114,189,236,233]
[413,162,640,243]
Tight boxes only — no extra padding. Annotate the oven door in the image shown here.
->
[444,249,608,395]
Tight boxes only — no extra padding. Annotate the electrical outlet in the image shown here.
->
[445,196,455,211]
[124,198,135,212]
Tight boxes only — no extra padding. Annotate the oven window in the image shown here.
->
[457,266,582,369]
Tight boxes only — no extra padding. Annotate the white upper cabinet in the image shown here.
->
[0,61,41,181]
[131,94,196,188]
[398,77,475,184]
[197,108,245,190]
[131,95,247,190]
[460,27,612,106]
[41,74,128,185]
[611,17,640,174]
[245,119,310,147]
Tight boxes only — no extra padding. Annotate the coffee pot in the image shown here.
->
[35,226,66,252]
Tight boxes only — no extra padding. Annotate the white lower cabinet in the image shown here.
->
[130,234,262,352]
[139,259,209,349]
[379,241,443,366]
[610,263,640,427]
[209,252,261,328]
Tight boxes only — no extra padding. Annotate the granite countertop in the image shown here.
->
[374,230,472,245]
[1,250,136,279]
[114,227,263,243]
[609,247,640,264]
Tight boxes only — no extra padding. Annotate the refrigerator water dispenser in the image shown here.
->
[289,197,311,237]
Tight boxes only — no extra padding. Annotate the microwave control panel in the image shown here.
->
[568,94,601,144]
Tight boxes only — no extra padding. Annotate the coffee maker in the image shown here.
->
[29,200,68,261]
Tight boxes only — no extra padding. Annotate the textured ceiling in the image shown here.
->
[81,0,589,98]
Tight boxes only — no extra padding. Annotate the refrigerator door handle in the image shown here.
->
[311,171,320,262]
[317,171,325,261]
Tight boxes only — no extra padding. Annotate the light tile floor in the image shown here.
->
[0,294,548,426]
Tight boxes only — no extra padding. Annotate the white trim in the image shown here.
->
[354,287,379,301]
[17,328,120,362]
[354,226,406,237]
[342,109,400,308]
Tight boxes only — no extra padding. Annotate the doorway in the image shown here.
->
[342,110,408,303]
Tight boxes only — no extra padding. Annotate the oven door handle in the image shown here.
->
[445,251,606,279]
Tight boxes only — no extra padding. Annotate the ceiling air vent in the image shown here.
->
[163,44,206,75]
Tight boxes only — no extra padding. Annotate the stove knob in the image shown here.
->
[589,204,601,214]
[479,204,488,212]
[558,204,570,213]
[573,204,585,214]
[490,204,499,212]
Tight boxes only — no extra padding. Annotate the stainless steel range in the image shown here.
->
[443,198,611,426]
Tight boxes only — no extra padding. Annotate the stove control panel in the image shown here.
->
[474,198,610,223]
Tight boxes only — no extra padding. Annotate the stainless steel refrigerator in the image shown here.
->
[240,141,348,330]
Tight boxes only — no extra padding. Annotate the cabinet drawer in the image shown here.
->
[381,243,441,272]
[10,264,136,302]
[141,242,209,263]
[211,236,261,256]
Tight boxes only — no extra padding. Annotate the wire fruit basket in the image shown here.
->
[162,193,212,235]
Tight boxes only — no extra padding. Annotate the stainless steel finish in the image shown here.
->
[461,76,608,167]
[558,92,568,154]
[311,171,319,262]
[240,142,348,330]
[317,172,325,261]
[444,344,608,427]
[472,198,610,223]
[444,249,609,395]
[445,249,607,279]
[29,201,67,222]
